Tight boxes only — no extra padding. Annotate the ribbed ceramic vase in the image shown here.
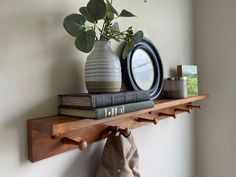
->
[85,40,122,93]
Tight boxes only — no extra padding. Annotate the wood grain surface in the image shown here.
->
[28,94,208,162]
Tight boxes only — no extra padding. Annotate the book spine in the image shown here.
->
[93,91,150,108]
[59,95,92,108]
[95,100,154,119]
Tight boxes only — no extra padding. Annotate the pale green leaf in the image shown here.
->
[63,14,86,37]
[133,30,144,44]
[119,9,136,17]
[87,0,106,21]
[75,30,96,53]
[122,42,135,59]
[106,0,118,16]
[79,7,95,23]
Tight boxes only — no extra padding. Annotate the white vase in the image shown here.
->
[85,40,122,93]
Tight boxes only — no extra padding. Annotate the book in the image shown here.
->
[177,65,199,97]
[59,100,154,119]
[58,91,150,109]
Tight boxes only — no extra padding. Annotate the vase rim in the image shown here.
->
[95,40,111,43]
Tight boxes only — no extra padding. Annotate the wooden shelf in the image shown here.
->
[28,94,208,162]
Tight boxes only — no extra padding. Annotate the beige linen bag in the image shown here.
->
[96,134,140,177]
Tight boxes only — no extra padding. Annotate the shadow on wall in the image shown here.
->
[1,3,98,175]
[62,142,104,177]
[4,97,104,176]
[39,11,85,94]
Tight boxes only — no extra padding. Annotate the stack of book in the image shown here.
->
[58,91,154,119]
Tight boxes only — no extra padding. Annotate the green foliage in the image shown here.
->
[122,30,144,58]
[79,7,95,23]
[87,0,107,22]
[106,0,118,15]
[75,30,96,53]
[63,14,86,37]
[187,77,198,97]
[63,0,144,57]
[119,10,136,17]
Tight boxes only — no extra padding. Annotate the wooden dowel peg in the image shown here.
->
[136,117,158,125]
[175,108,191,113]
[61,137,88,150]
[107,126,131,137]
[51,134,60,139]
[119,127,131,137]
[158,112,177,119]
[187,105,201,109]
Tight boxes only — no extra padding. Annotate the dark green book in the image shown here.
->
[59,100,154,119]
[58,91,150,109]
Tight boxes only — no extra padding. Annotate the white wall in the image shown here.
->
[0,0,194,177]
[194,1,236,177]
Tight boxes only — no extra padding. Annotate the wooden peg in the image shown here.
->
[119,127,131,137]
[51,134,60,139]
[61,137,88,150]
[107,126,131,137]
[136,117,158,125]
[187,105,201,109]
[158,112,177,119]
[175,108,191,113]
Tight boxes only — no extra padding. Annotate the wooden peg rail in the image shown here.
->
[28,94,208,162]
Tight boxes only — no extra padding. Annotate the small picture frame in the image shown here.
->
[177,65,198,97]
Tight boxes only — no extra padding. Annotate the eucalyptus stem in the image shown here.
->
[96,25,102,32]
[100,20,107,40]
[93,22,96,31]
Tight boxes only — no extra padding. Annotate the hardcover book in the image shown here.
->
[177,65,198,97]
[59,100,154,119]
[58,91,150,109]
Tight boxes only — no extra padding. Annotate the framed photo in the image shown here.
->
[121,38,164,100]
[177,65,199,97]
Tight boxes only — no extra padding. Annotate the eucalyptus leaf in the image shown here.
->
[122,31,144,58]
[133,30,144,44]
[79,7,95,23]
[63,14,86,37]
[106,0,118,16]
[75,30,96,53]
[119,10,136,17]
[122,42,135,59]
[106,3,115,20]
[87,0,106,22]
[111,22,120,33]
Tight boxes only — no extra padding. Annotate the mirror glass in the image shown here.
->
[131,49,155,90]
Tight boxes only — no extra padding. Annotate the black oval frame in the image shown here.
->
[121,38,164,100]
